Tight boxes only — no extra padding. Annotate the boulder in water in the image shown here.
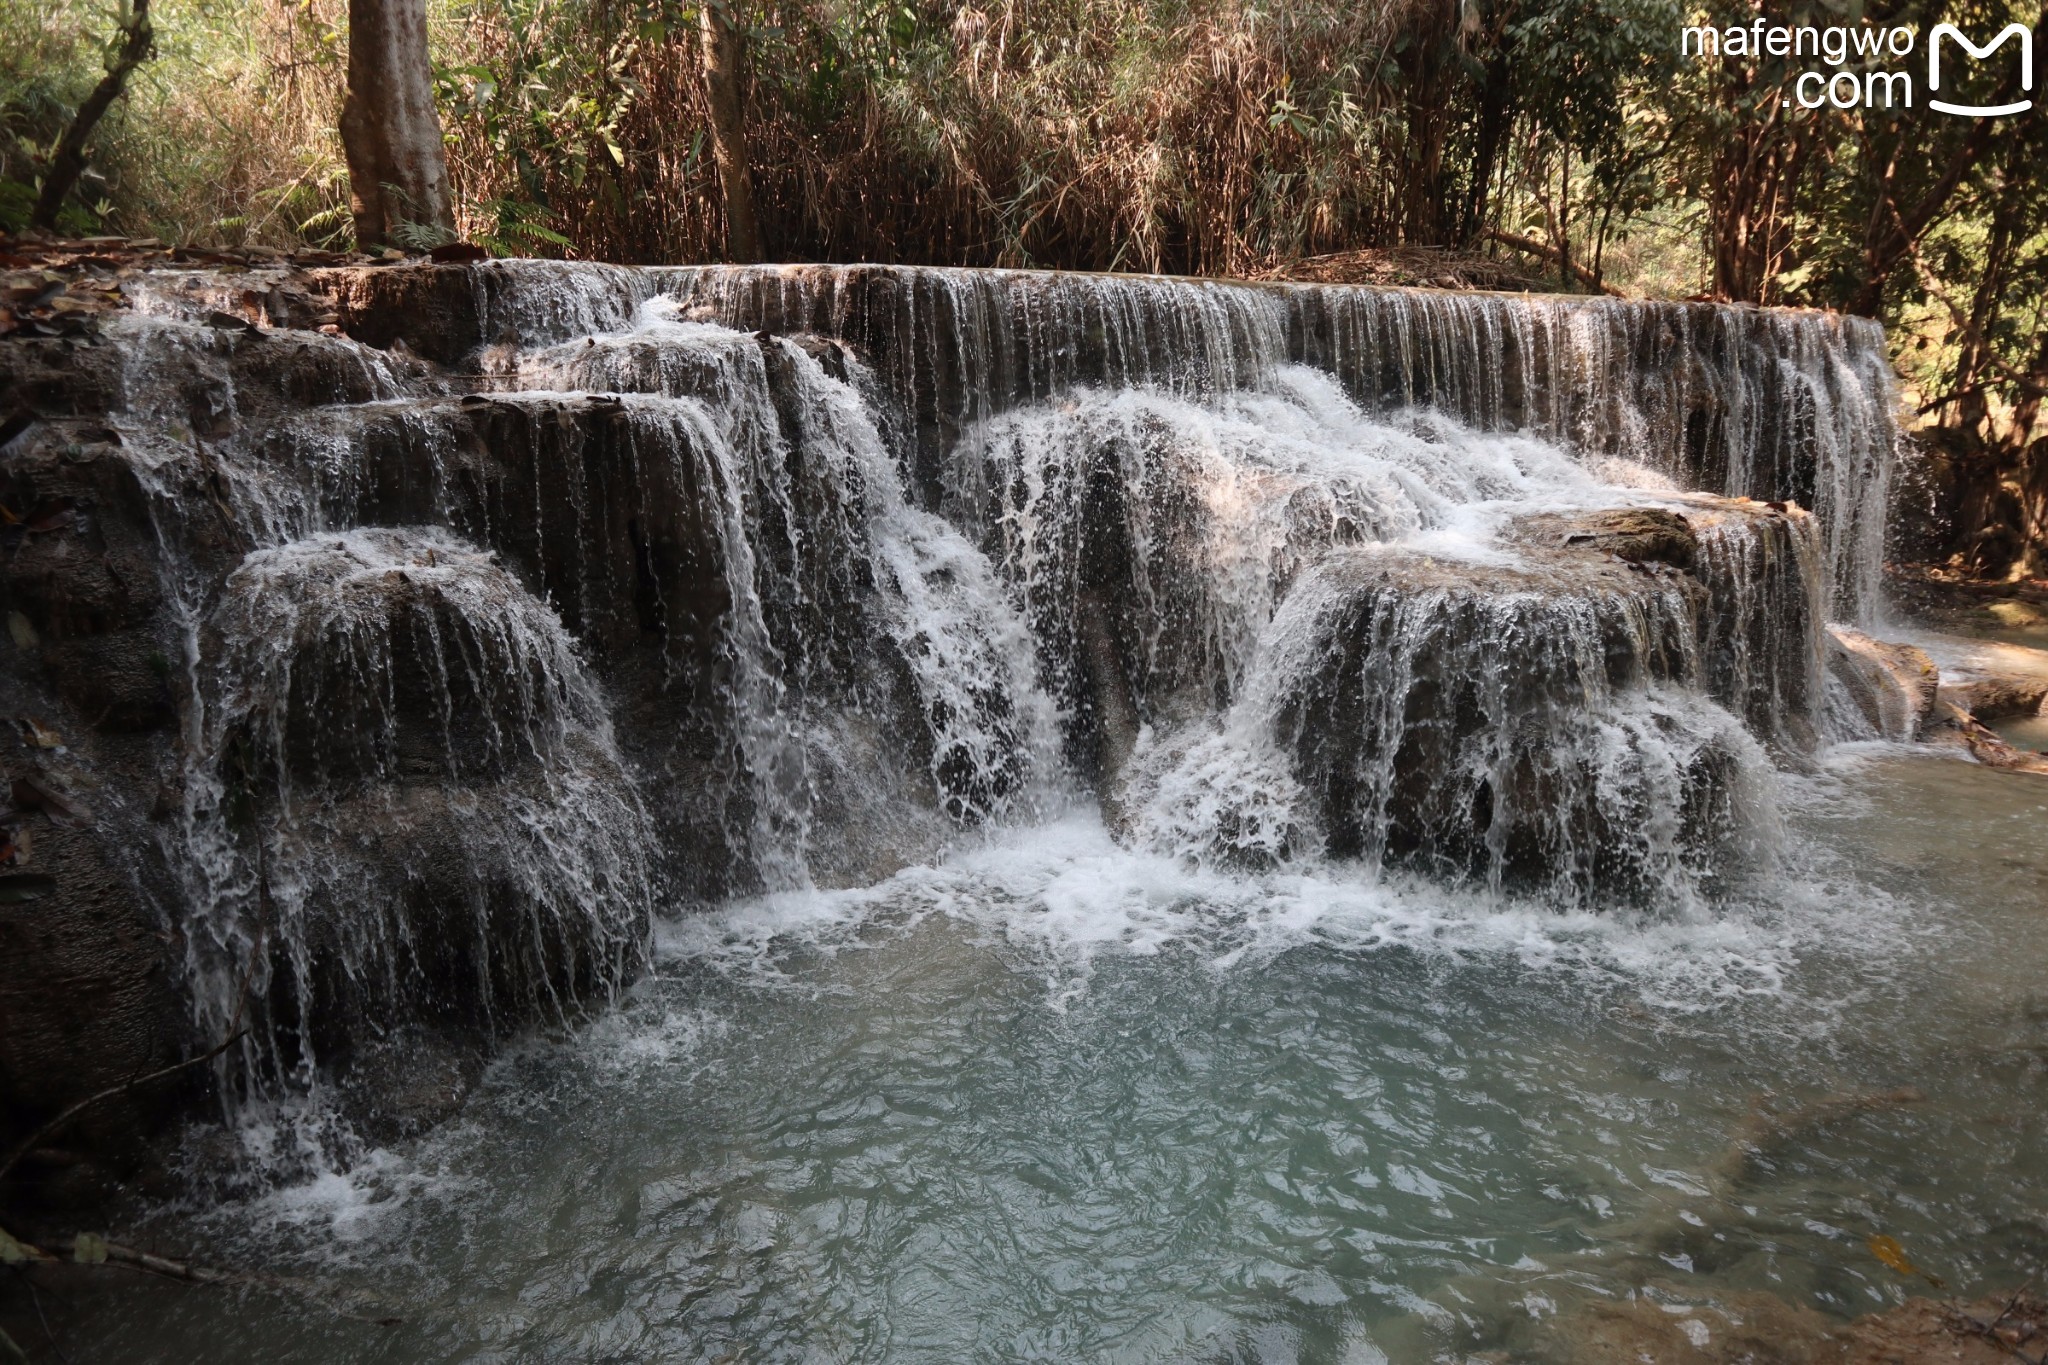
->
[175,528,654,1103]
[1923,637,2048,722]
[1257,541,1769,908]
[1826,626,1939,741]
[1516,498,1826,761]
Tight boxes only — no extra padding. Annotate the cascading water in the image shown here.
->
[64,262,1897,1120]
[667,265,1896,620]
[170,527,652,1103]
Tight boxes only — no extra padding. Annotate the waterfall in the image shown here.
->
[171,527,652,1099]
[1234,550,1770,910]
[69,260,1897,1106]
[668,265,1896,620]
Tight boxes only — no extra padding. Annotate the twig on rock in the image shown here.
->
[0,1030,244,1191]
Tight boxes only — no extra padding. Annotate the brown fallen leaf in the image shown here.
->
[1870,1234,1920,1276]
[9,775,92,827]
[17,716,63,748]
[1869,1233,1948,1289]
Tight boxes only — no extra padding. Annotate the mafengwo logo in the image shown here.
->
[1680,15,2034,115]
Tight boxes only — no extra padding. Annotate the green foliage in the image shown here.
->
[0,0,353,244]
[472,195,573,255]
[0,178,34,232]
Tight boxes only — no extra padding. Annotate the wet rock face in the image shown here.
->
[1687,500,1827,760]
[0,406,197,1206]
[179,529,654,1099]
[1518,505,1700,570]
[0,811,190,1209]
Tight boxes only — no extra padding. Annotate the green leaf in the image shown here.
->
[73,1231,109,1264]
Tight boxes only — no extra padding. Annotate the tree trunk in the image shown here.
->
[1458,41,1516,247]
[340,0,454,250]
[1707,91,1807,305]
[1842,117,1998,318]
[700,0,761,261]
[30,0,153,233]
[1949,177,2019,437]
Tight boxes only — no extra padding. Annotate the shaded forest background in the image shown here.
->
[2,0,2045,574]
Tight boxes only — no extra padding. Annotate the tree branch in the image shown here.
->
[0,921,264,1189]
[0,1030,245,1190]
[30,0,154,232]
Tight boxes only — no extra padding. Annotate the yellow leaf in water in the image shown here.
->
[0,1225,29,1264]
[72,1231,108,1265]
[1868,1234,1919,1277]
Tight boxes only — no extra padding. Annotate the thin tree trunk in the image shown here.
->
[1950,181,2018,437]
[1556,151,1571,290]
[1708,91,1805,304]
[1458,45,1516,246]
[340,0,454,249]
[30,0,153,232]
[700,0,761,261]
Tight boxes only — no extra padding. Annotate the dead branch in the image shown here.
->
[0,1030,245,1191]
[0,923,264,1189]
[1,1227,403,1325]
[1483,228,1626,296]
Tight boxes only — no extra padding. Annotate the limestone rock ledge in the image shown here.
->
[1826,626,1940,741]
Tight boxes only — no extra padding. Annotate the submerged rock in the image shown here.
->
[1511,1286,2047,1364]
